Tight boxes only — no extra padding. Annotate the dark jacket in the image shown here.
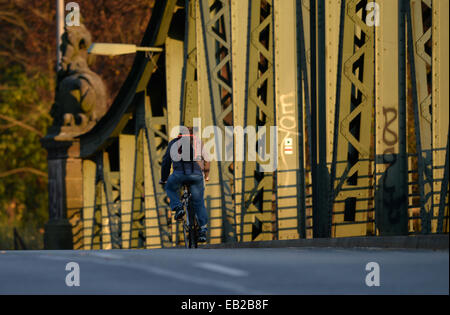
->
[161,137,210,182]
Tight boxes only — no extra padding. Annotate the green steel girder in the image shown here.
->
[230,0,249,242]
[273,0,302,240]
[331,0,376,237]
[409,0,434,233]
[130,127,146,249]
[241,0,276,242]
[374,0,409,236]
[431,0,449,233]
[181,0,200,126]
[98,151,121,249]
[199,0,236,242]
[143,89,172,248]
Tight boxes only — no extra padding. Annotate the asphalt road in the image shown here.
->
[0,247,448,295]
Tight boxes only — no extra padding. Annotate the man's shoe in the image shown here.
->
[173,206,185,221]
[198,228,207,243]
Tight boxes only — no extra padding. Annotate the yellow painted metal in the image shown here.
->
[432,0,449,233]
[301,0,311,88]
[166,37,184,246]
[375,0,415,236]
[242,0,276,242]
[332,0,375,237]
[408,156,421,233]
[131,129,145,248]
[231,0,249,242]
[165,37,184,134]
[82,159,96,250]
[144,94,172,248]
[137,0,177,93]
[101,151,121,249]
[119,134,135,249]
[173,0,200,247]
[143,130,163,249]
[65,158,84,250]
[274,0,299,240]
[300,0,313,232]
[196,0,223,244]
[410,0,433,231]
[100,180,112,250]
[375,0,400,236]
[411,0,432,147]
[93,177,102,249]
[375,2,400,154]
[182,0,200,126]
[200,0,236,243]
[325,0,341,165]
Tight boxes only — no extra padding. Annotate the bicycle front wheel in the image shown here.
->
[183,224,189,248]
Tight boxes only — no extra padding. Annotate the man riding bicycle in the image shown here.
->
[159,126,210,243]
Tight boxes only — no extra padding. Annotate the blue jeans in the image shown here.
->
[165,170,208,229]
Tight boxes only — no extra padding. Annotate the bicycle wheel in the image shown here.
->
[192,223,198,248]
[188,199,197,248]
[189,225,198,248]
[183,224,189,248]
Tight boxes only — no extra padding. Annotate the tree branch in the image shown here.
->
[0,113,43,137]
[0,167,47,179]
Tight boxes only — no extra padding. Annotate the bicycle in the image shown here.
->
[180,184,199,248]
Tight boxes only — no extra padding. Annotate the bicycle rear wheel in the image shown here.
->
[187,200,197,248]
[183,224,189,248]
[189,226,198,248]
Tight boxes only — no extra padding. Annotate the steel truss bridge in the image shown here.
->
[49,0,449,250]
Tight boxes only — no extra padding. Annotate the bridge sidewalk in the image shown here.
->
[198,235,449,251]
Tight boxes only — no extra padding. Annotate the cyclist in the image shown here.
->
[159,126,210,243]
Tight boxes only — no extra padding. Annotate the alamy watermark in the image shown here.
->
[63,2,379,29]
[365,262,381,287]
[65,2,80,26]
[170,119,278,172]
[65,262,80,287]
[366,2,380,27]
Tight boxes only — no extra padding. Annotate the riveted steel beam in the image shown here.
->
[296,0,313,239]
[100,151,121,249]
[274,0,301,240]
[331,0,375,237]
[431,0,449,233]
[119,134,135,249]
[196,0,225,244]
[130,128,146,249]
[408,0,433,233]
[310,0,332,238]
[199,0,236,243]
[143,90,172,248]
[230,0,249,242]
[82,159,96,249]
[181,0,200,126]
[374,0,409,236]
[166,37,184,133]
[240,0,276,242]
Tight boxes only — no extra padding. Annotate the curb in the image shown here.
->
[198,235,449,250]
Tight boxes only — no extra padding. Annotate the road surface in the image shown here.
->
[0,247,448,294]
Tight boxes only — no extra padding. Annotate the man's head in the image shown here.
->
[174,126,202,161]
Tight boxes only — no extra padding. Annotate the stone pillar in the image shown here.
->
[41,138,82,249]
[42,21,108,249]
